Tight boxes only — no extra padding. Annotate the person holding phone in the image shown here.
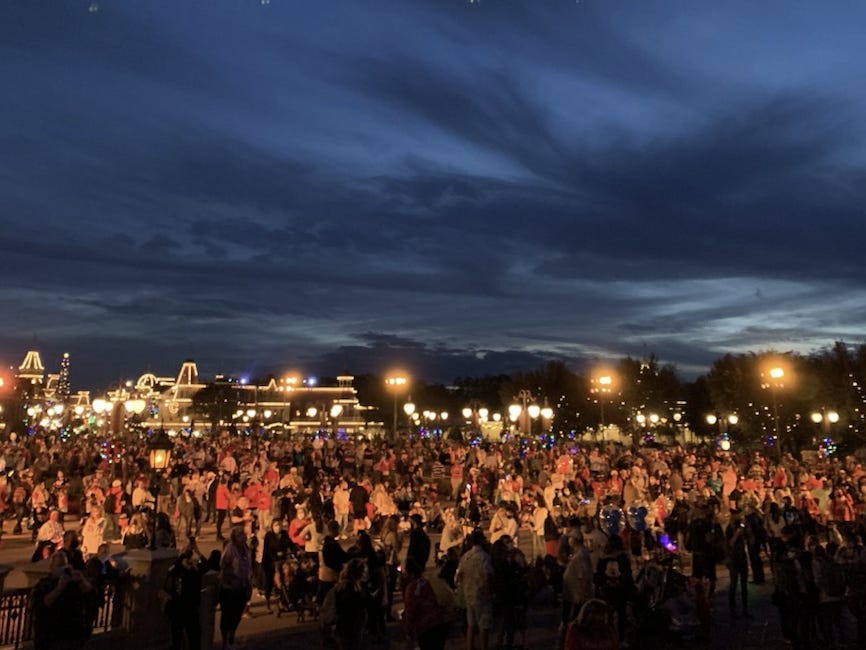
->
[725,514,752,619]
[32,550,94,650]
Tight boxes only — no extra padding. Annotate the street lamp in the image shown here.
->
[511,389,535,436]
[462,401,486,432]
[635,412,660,443]
[761,364,787,460]
[707,413,738,449]
[148,428,174,550]
[385,374,409,441]
[590,372,617,436]
[811,409,839,455]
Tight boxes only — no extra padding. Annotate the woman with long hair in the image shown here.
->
[333,558,369,650]
[122,512,149,549]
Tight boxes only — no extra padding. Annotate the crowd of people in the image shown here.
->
[4,427,866,649]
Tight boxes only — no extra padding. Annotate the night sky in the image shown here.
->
[2,0,865,389]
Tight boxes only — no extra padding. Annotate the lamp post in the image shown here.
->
[462,400,487,434]
[761,365,786,460]
[329,404,343,438]
[403,401,416,436]
[385,375,409,441]
[706,413,738,451]
[590,372,616,438]
[510,389,534,437]
[635,412,660,444]
[148,428,174,550]
[810,409,839,455]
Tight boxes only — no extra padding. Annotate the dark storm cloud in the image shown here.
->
[2,0,866,387]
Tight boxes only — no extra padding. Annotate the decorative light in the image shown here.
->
[528,404,541,419]
[246,409,256,418]
[508,404,522,421]
[462,407,472,419]
[492,413,502,422]
[706,414,718,425]
[828,411,840,423]
[306,407,318,418]
[540,406,553,420]
[440,412,448,421]
[148,429,174,470]
[811,412,823,424]
[330,404,344,418]
[404,402,416,416]
[92,399,108,414]
[478,407,489,419]
[263,409,272,418]
[728,414,739,425]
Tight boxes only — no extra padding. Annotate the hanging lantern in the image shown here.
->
[148,428,174,470]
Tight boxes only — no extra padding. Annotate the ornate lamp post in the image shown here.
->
[148,428,174,550]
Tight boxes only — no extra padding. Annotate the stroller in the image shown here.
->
[278,555,319,623]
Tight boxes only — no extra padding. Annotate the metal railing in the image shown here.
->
[0,589,31,649]
[0,580,125,650]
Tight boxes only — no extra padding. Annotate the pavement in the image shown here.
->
[0,521,861,649]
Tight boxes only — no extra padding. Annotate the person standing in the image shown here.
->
[403,558,450,650]
[32,550,94,650]
[406,514,432,571]
[725,514,752,618]
[261,519,291,613]
[333,558,371,650]
[333,480,350,538]
[320,520,349,604]
[456,530,495,650]
[164,549,203,650]
[563,531,594,628]
[219,528,252,650]
[215,476,230,542]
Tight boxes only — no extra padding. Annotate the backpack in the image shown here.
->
[544,515,559,541]
[104,492,117,515]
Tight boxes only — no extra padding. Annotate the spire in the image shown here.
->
[57,352,71,399]
[18,350,45,382]
[176,359,199,386]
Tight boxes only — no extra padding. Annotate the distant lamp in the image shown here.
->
[462,407,473,419]
[720,439,732,452]
[527,404,541,419]
[330,404,344,418]
[125,399,146,414]
[508,404,522,422]
[404,402,416,417]
[810,412,823,424]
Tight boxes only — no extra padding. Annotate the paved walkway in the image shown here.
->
[3,521,861,649]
